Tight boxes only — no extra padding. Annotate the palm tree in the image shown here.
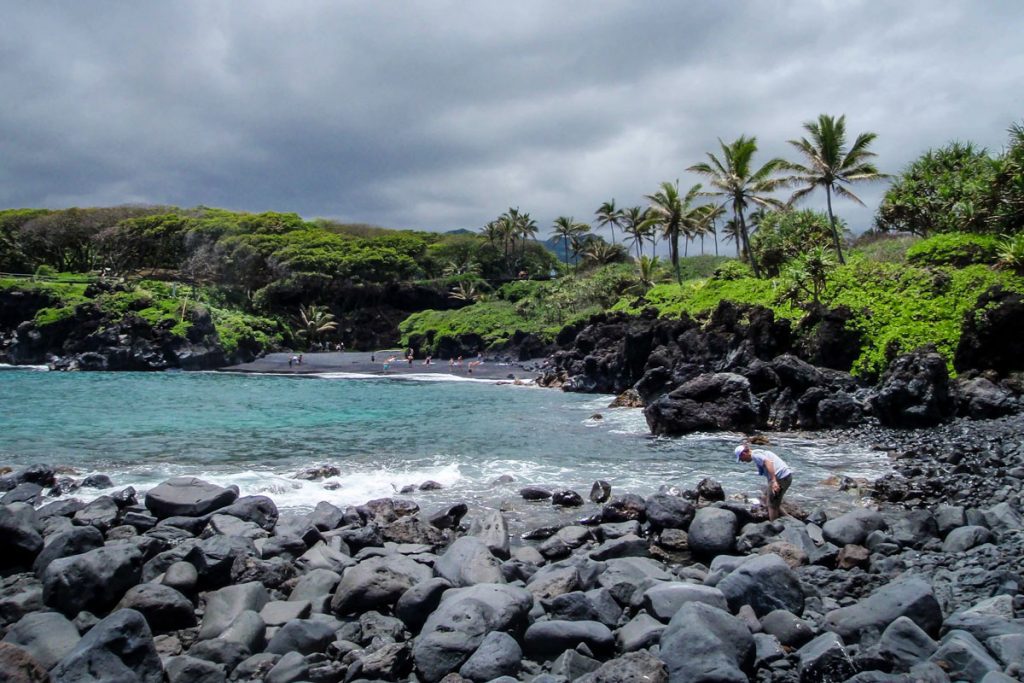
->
[788,114,886,264]
[569,223,592,272]
[641,181,702,284]
[595,200,624,245]
[296,304,338,346]
[636,255,660,293]
[551,216,581,266]
[688,136,791,278]
[721,218,742,258]
[582,240,628,267]
[621,206,649,258]
[517,212,539,265]
[700,203,727,257]
[480,220,501,247]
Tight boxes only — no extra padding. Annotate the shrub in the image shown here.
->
[906,232,1000,267]
[711,260,753,281]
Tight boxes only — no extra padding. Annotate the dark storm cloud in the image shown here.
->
[1,1,1022,234]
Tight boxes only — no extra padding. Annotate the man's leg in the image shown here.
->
[768,476,792,520]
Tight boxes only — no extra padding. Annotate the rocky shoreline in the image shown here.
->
[3,411,1024,682]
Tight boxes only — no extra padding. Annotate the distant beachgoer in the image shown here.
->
[371,352,375,362]
[289,356,295,367]
[424,356,432,365]
[407,353,413,365]
[297,354,304,365]
[734,443,793,521]
[448,358,454,370]
[456,355,463,367]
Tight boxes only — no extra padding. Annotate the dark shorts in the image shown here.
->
[768,475,792,504]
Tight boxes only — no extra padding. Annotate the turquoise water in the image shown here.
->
[0,368,889,524]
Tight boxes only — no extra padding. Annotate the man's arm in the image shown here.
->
[764,459,780,493]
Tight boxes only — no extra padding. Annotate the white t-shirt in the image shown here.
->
[751,449,792,480]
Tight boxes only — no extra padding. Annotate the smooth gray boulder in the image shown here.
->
[73,496,119,532]
[0,503,43,568]
[219,610,266,653]
[822,507,886,546]
[396,577,453,631]
[524,620,614,659]
[165,655,227,683]
[187,638,251,673]
[163,560,199,596]
[617,612,666,652]
[645,494,696,530]
[981,502,1024,534]
[576,650,668,683]
[197,581,269,640]
[31,525,104,576]
[760,609,814,648]
[717,553,804,617]
[288,567,341,602]
[551,649,601,680]
[260,600,311,627]
[797,632,856,682]
[459,630,522,682]
[659,601,754,683]
[265,650,308,683]
[468,509,510,559]
[331,554,432,615]
[824,577,942,643]
[986,633,1024,669]
[116,582,196,632]
[878,616,938,672]
[434,536,505,586]
[643,582,728,621]
[688,507,738,558]
[265,618,336,655]
[414,583,533,683]
[43,543,143,616]
[2,610,80,669]
[51,609,162,683]
[929,630,1001,680]
[354,641,413,680]
[144,477,239,519]
[942,525,995,552]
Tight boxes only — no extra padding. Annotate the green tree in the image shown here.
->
[749,209,841,277]
[621,206,650,258]
[990,122,1024,233]
[296,304,338,346]
[688,136,791,277]
[641,181,702,284]
[595,200,624,245]
[582,240,628,267]
[780,246,836,308]
[876,142,998,236]
[788,114,887,264]
[552,216,582,265]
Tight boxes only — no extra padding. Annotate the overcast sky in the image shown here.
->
[1,1,1022,237]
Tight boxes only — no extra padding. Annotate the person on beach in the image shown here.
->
[734,443,793,521]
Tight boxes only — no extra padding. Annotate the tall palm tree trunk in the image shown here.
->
[737,208,761,277]
[671,231,681,283]
[825,185,846,265]
[713,222,719,256]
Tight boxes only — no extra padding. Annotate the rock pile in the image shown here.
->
[2,453,1024,682]
[539,299,1024,435]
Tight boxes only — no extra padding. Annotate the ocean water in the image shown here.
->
[0,367,890,529]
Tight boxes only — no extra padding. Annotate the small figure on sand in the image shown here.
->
[424,355,432,365]
[371,352,375,362]
[468,360,481,374]
[289,355,297,367]
[448,358,454,371]
[734,443,793,521]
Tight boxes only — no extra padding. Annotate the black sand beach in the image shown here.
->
[219,351,542,382]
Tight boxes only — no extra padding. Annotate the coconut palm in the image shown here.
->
[480,220,501,247]
[700,203,727,257]
[551,216,584,266]
[636,255,660,292]
[721,218,742,258]
[641,181,702,284]
[516,212,539,264]
[688,136,791,278]
[568,223,592,272]
[595,200,624,245]
[582,240,628,267]
[788,114,887,264]
[621,206,650,258]
[296,304,338,345]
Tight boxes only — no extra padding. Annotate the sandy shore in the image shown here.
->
[217,350,543,382]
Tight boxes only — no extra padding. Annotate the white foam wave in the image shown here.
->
[0,363,48,371]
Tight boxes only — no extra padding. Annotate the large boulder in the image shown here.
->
[576,650,668,683]
[659,601,755,683]
[414,583,533,683]
[796,632,856,682]
[956,377,1019,419]
[687,507,738,559]
[2,611,81,670]
[117,583,196,633]
[822,507,887,546]
[824,577,942,644]
[51,609,162,683]
[0,503,43,568]
[331,554,432,615]
[645,373,759,436]
[197,582,270,640]
[32,526,104,577]
[643,583,728,621]
[467,509,510,559]
[434,536,505,587]
[458,630,522,682]
[42,543,143,616]
[525,620,614,659]
[144,477,239,519]
[954,286,1024,376]
[644,494,696,531]
[870,349,955,428]
[265,619,336,656]
[717,553,804,617]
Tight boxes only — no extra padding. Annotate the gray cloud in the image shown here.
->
[1,1,1022,238]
